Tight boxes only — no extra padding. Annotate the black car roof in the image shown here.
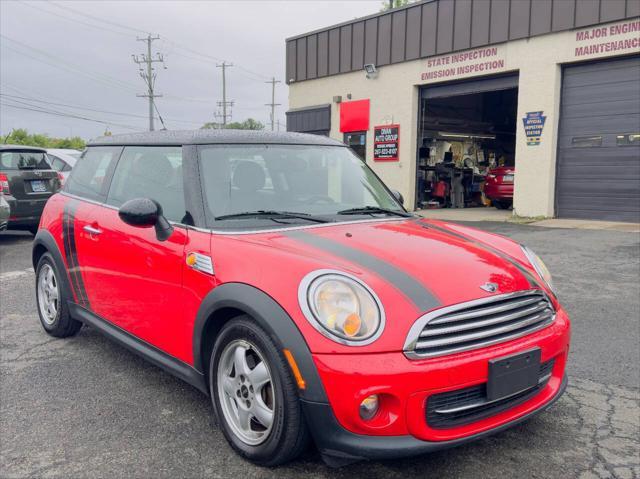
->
[0,144,47,152]
[88,129,345,147]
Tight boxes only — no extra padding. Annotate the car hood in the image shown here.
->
[234,218,539,309]
[215,218,545,353]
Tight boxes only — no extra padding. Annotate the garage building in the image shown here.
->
[285,0,640,222]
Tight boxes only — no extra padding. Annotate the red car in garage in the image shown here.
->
[484,166,515,210]
[32,131,569,466]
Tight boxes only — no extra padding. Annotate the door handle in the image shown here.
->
[83,225,102,235]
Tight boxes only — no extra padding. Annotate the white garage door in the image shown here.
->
[556,55,640,222]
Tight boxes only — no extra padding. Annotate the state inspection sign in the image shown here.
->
[374,125,400,161]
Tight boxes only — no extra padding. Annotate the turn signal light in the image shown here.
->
[186,253,197,266]
[342,313,362,337]
[283,349,306,390]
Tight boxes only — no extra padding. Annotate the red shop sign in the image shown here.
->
[373,124,399,161]
[340,99,370,132]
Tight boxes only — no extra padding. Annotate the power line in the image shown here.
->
[16,1,134,38]
[0,35,139,93]
[48,1,147,35]
[31,0,271,82]
[0,92,202,126]
[132,35,165,131]
[1,101,143,131]
[265,77,281,131]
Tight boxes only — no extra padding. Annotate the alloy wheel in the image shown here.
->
[217,339,275,446]
[37,264,59,325]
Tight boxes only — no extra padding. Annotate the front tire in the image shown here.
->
[209,316,309,466]
[35,252,82,337]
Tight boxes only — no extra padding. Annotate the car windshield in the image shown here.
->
[198,144,407,229]
[0,151,49,170]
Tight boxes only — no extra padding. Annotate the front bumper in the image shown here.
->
[304,308,570,461]
[303,374,567,463]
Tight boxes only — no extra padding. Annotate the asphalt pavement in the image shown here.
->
[1,224,639,479]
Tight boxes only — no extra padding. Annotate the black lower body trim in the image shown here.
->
[69,303,207,394]
[303,374,568,465]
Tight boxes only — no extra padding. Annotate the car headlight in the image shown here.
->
[521,245,555,294]
[299,270,385,346]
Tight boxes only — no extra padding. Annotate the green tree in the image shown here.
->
[1,128,85,149]
[201,122,222,130]
[380,0,414,11]
[201,118,264,131]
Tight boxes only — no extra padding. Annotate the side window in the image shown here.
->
[65,147,121,201]
[106,146,186,223]
[48,155,65,171]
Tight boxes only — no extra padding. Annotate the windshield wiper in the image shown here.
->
[337,206,413,218]
[215,210,331,223]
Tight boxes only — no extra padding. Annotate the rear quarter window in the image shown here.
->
[65,146,122,201]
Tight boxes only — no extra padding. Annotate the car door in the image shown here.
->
[78,145,189,360]
[62,146,122,309]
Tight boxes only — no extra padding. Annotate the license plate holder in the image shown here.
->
[503,174,514,183]
[31,180,47,192]
[487,348,541,402]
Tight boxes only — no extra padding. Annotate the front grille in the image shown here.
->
[426,359,555,429]
[405,290,555,358]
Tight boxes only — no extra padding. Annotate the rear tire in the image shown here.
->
[35,252,82,337]
[209,316,309,466]
[493,200,512,210]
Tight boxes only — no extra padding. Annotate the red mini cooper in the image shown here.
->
[33,131,569,467]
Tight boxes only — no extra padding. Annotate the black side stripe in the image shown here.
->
[284,230,441,312]
[63,202,90,309]
[420,221,541,289]
[62,207,80,301]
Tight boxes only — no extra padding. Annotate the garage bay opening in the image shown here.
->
[416,74,519,211]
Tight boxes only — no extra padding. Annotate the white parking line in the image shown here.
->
[0,268,35,282]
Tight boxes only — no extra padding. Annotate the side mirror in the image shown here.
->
[118,198,173,241]
[392,190,404,206]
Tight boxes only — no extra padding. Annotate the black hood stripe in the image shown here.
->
[421,221,540,289]
[284,230,441,312]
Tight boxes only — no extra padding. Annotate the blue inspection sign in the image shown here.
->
[522,111,546,146]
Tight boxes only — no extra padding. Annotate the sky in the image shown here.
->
[0,0,381,140]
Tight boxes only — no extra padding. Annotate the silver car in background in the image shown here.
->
[0,186,9,231]
[46,148,81,185]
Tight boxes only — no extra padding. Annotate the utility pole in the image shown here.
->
[216,62,234,127]
[132,34,165,131]
[265,77,281,131]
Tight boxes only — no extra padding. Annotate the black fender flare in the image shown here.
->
[193,283,328,403]
[32,229,73,303]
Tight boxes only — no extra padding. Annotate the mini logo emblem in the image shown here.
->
[480,282,499,293]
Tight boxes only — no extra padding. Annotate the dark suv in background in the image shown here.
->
[0,145,61,234]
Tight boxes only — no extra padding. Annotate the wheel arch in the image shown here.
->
[193,283,328,403]
[32,229,73,301]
